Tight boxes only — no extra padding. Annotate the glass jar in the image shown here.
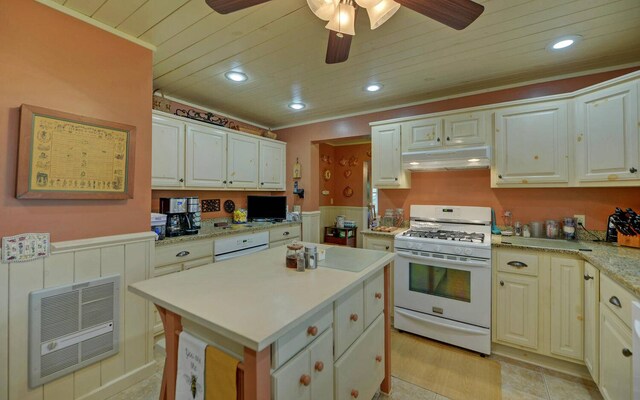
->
[563,217,577,240]
[545,220,559,239]
[286,243,304,269]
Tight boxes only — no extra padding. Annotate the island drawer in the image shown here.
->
[334,313,384,400]
[270,225,301,242]
[497,250,539,276]
[155,240,213,267]
[272,304,332,369]
[334,284,364,359]
[364,270,384,328]
[600,273,634,329]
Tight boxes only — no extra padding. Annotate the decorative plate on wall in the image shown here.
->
[343,186,354,197]
[339,157,348,167]
[223,200,236,213]
[323,169,332,180]
[349,156,358,166]
[344,169,352,178]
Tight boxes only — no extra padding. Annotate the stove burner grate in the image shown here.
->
[402,229,485,243]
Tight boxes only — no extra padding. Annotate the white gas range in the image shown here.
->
[394,205,492,355]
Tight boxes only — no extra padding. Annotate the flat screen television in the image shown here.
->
[247,195,287,221]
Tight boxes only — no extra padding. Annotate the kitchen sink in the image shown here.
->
[318,247,389,273]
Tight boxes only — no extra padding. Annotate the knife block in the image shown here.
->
[618,234,640,249]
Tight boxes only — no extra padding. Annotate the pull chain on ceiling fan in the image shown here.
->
[205,0,484,64]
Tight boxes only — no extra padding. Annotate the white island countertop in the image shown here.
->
[129,244,394,351]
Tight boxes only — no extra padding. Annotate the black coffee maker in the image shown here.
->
[160,198,190,237]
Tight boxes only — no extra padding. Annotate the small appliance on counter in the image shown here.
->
[151,213,167,240]
[607,208,640,248]
[186,197,201,234]
[159,197,198,237]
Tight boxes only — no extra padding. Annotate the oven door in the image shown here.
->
[394,249,491,328]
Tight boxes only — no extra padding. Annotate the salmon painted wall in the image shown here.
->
[0,0,153,242]
[275,67,640,228]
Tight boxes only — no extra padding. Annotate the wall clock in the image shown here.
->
[323,169,331,181]
[223,199,235,213]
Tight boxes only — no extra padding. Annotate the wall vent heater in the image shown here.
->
[29,275,120,388]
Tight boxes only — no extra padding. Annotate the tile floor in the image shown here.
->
[108,345,603,400]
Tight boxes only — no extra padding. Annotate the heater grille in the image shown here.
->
[29,275,120,388]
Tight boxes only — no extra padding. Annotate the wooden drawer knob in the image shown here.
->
[375,355,382,363]
[299,374,311,386]
[374,292,382,299]
[314,361,324,372]
[350,313,359,322]
[307,326,318,336]
[351,389,359,398]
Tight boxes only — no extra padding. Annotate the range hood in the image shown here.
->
[402,146,491,171]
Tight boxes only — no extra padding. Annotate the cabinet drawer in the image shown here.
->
[309,328,334,400]
[497,251,539,276]
[270,225,301,242]
[600,273,635,329]
[183,256,213,270]
[272,304,333,369]
[334,284,364,358]
[363,236,393,252]
[364,270,384,328]
[334,314,385,400]
[153,262,183,277]
[272,348,311,400]
[155,240,213,267]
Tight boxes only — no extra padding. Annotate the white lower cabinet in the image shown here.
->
[334,314,385,400]
[496,272,539,349]
[550,257,584,360]
[583,262,600,384]
[309,328,334,400]
[334,284,365,358]
[599,305,632,400]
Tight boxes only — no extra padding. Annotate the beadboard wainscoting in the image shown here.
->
[301,211,321,243]
[0,232,157,400]
[320,206,368,248]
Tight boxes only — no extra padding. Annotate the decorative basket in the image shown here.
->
[618,234,640,249]
[263,131,277,140]
[152,89,172,113]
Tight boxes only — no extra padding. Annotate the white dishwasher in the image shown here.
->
[633,301,640,399]
[214,231,269,261]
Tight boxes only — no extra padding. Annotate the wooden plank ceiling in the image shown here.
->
[51,0,640,128]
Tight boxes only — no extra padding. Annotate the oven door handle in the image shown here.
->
[396,308,487,335]
[395,249,490,268]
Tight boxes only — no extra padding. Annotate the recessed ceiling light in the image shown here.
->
[288,102,306,110]
[365,84,383,92]
[409,162,419,166]
[468,158,480,162]
[548,35,582,51]
[224,71,248,82]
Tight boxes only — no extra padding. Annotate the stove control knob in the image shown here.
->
[454,247,463,254]
[464,248,473,256]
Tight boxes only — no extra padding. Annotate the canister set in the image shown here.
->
[286,243,320,271]
[512,217,578,240]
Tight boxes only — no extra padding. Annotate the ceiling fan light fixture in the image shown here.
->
[354,0,382,8]
[367,0,400,29]
[325,2,356,36]
[307,0,338,21]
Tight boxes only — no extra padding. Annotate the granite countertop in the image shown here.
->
[493,236,640,297]
[361,228,408,238]
[156,220,302,247]
[129,244,394,351]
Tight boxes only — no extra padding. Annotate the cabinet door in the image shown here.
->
[309,328,333,400]
[550,257,584,361]
[272,350,311,400]
[443,112,486,146]
[185,124,227,188]
[334,284,364,358]
[599,305,633,400]
[362,236,393,252]
[584,262,600,384]
[259,140,285,190]
[152,114,185,187]
[227,133,259,188]
[496,272,539,349]
[401,118,443,151]
[372,124,409,188]
[494,101,568,185]
[575,82,639,183]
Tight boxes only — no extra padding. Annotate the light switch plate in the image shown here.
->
[2,233,50,263]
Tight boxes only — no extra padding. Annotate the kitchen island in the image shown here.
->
[129,244,394,400]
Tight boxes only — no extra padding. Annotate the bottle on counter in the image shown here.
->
[286,243,304,269]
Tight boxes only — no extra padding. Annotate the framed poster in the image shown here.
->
[16,104,136,199]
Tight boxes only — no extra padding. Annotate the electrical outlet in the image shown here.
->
[574,214,586,227]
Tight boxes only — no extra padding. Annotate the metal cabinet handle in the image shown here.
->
[584,274,593,281]
[609,296,622,308]
[229,181,233,184]
[394,177,398,181]
[283,231,290,236]
[436,137,441,142]
[446,136,451,141]
[500,281,504,286]
[498,174,503,179]
[507,261,528,268]
[630,167,638,173]
[179,178,184,182]
[176,251,190,257]
[385,245,389,250]
[622,348,633,357]
[223,180,227,184]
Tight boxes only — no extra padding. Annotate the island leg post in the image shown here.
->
[156,305,182,400]
[380,263,392,394]
[242,346,271,400]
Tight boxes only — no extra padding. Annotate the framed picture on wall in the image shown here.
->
[16,104,136,199]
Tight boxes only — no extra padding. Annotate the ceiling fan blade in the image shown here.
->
[396,0,484,30]
[326,31,353,64]
[205,0,272,14]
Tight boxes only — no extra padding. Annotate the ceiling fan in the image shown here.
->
[204,0,484,64]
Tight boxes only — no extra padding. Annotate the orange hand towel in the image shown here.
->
[205,345,239,400]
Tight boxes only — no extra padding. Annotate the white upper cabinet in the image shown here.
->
[494,101,569,186]
[372,124,410,188]
[185,124,226,188]
[401,118,443,151]
[574,82,639,184]
[259,140,286,190]
[152,114,185,187]
[444,111,486,146]
[227,133,259,189]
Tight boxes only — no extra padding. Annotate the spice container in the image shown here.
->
[563,217,577,240]
[545,220,559,239]
[304,244,318,269]
[286,243,304,269]
[530,221,543,238]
